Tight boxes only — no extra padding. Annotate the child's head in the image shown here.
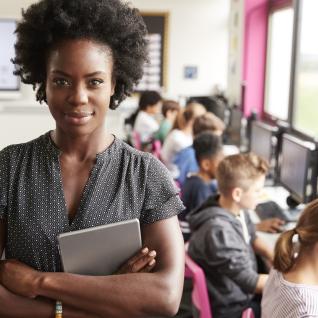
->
[193,112,225,137]
[174,102,206,130]
[162,100,181,121]
[216,153,269,210]
[273,198,318,273]
[193,132,223,179]
[139,91,162,114]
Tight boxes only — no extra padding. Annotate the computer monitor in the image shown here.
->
[225,106,243,147]
[0,19,20,100]
[279,133,318,204]
[250,121,278,164]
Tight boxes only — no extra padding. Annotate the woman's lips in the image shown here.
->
[64,111,94,124]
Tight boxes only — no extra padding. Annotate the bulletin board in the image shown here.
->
[135,12,169,92]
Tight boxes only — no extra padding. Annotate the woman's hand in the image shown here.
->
[0,259,42,298]
[116,247,156,274]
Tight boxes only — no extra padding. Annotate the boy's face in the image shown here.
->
[201,152,224,179]
[237,175,265,211]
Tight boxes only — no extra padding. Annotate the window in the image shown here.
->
[293,0,318,137]
[264,7,293,120]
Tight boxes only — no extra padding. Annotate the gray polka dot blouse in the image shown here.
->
[0,132,184,272]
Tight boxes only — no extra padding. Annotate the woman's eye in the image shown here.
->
[53,78,71,86]
[89,79,104,86]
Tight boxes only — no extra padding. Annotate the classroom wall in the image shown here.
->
[0,0,230,149]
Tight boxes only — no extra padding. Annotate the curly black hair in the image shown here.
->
[12,0,148,109]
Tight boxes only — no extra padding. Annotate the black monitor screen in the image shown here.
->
[280,134,312,202]
[250,122,274,163]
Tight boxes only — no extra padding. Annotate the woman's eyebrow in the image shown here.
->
[50,70,106,77]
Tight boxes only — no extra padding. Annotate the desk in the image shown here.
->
[252,186,304,251]
[256,222,296,251]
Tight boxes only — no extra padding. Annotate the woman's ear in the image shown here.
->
[231,187,242,203]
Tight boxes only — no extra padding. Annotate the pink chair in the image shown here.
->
[184,249,255,318]
[151,139,162,159]
[185,251,213,318]
[242,308,255,318]
[131,131,142,150]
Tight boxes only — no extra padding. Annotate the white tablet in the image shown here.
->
[57,219,142,276]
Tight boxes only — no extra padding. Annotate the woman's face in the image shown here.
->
[45,39,115,137]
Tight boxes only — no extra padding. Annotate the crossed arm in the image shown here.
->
[0,216,185,317]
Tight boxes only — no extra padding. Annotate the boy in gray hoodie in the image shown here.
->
[188,153,273,318]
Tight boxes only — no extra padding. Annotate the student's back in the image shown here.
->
[262,269,318,318]
[262,199,318,318]
[188,153,273,318]
[188,195,258,318]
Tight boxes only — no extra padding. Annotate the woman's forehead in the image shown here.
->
[47,39,113,73]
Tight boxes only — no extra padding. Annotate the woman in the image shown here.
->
[262,199,318,317]
[0,0,185,317]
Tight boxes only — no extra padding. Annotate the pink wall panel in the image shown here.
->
[242,0,269,117]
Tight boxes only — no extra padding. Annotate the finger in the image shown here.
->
[131,250,157,273]
[116,247,150,274]
[123,247,150,269]
[139,259,156,273]
[129,247,150,263]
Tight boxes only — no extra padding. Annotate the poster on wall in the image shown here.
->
[0,20,19,91]
[135,13,168,92]
[136,33,162,91]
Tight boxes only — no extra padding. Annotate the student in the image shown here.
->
[0,0,185,317]
[262,198,318,318]
[188,153,273,318]
[161,102,206,178]
[133,90,162,145]
[180,132,223,241]
[154,100,181,143]
[174,112,225,186]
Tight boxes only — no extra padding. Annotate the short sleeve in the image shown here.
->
[0,147,10,219]
[140,155,185,224]
[206,225,259,294]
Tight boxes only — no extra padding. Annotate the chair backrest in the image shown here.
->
[185,248,255,318]
[242,308,255,318]
[131,130,142,150]
[151,139,162,159]
[184,251,213,318]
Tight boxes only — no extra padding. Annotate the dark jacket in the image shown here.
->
[187,195,259,318]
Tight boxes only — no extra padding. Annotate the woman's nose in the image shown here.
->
[67,83,88,106]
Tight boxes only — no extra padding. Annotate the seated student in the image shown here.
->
[133,90,162,145]
[161,102,206,178]
[188,153,273,318]
[174,112,225,186]
[179,132,223,240]
[262,198,318,318]
[154,100,181,143]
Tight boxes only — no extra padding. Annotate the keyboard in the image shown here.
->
[255,200,294,222]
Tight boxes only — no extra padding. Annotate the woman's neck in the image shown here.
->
[284,252,318,285]
[51,128,113,161]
